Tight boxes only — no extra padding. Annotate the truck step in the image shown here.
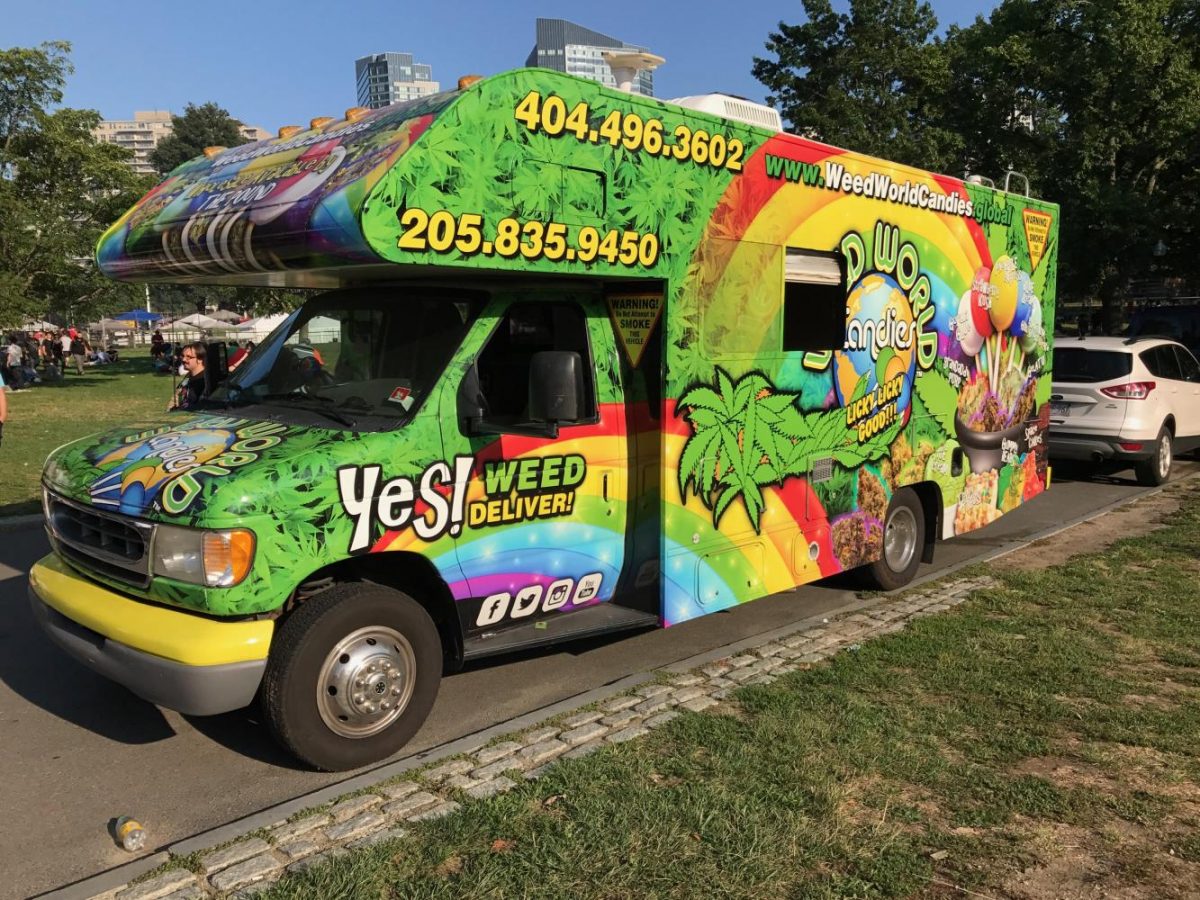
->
[462,603,660,661]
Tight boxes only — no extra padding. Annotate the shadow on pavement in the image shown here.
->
[0,567,177,745]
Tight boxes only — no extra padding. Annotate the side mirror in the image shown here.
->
[528,351,583,423]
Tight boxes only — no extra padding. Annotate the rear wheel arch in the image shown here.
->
[905,480,942,562]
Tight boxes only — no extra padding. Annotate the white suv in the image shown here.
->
[1048,336,1200,485]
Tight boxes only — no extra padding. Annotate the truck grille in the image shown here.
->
[45,491,153,587]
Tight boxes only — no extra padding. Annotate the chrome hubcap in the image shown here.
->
[1158,434,1171,479]
[883,506,918,573]
[317,626,416,739]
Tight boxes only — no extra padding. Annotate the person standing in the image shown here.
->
[58,331,71,368]
[69,333,86,375]
[0,367,7,448]
[169,342,208,410]
[5,336,25,388]
[0,368,8,448]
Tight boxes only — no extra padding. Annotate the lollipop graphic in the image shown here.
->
[970,265,994,341]
[956,288,984,357]
[988,256,1020,333]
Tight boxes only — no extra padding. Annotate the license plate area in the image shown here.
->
[1049,401,1071,419]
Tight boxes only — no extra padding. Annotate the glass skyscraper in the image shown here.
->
[525,19,654,97]
[355,53,441,109]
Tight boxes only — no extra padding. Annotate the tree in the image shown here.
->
[752,0,961,170]
[945,0,1200,322]
[0,43,152,328]
[149,102,249,174]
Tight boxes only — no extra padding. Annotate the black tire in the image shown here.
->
[261,582,442,771]
[1135,426,1172,487]
[862,488,925,591]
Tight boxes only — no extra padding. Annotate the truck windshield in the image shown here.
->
[212,290,481,428]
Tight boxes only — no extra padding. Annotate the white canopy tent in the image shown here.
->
[172,313,228,330]
[233,313,289,339]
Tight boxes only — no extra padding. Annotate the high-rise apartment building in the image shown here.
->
[525,18,655,96]
[92,110,174,175]
[238,123,273,142]
[355,53,441,109]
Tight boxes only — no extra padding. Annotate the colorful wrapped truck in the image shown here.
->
[30,68,1058,770]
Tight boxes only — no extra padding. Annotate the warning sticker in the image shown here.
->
[606,292,663,367]
[387,384,414,410]
[1022,209,1053,271]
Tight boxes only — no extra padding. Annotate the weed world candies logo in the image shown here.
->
[89,418,288,515]
[830,222,937,442]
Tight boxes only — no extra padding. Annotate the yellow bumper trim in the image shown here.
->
[29,554,273,666]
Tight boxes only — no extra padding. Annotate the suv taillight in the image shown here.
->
[1100,381,1155,399]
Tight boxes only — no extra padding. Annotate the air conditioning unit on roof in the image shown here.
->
[670,94,782,132]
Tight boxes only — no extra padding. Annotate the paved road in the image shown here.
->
[2,461,1194,899]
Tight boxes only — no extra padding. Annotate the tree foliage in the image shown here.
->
[753,0,961,170]
[754,0,1200,318]
[0,42,151,329]
[149,101,249,175]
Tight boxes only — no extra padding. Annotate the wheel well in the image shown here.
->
[903,481,942,563]
[1163,416,1175,436]
[290,553,463,669]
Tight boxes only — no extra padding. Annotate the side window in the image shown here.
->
[1175,346,1200,383]
[476,302,597,423]
[782,249,846,352]
[1142,346,1181,380]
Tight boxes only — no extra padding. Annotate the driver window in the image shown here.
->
[476,302,596,424]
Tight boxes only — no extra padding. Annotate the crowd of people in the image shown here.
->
[0,327,116,391]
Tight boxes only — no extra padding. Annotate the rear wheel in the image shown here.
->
[261,582,442,771]
[1135,426,1172,487]
[862,488,925,591]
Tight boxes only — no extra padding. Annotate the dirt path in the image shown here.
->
[993,475,1199,573]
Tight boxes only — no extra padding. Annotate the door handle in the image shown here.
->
[602,472,610,502]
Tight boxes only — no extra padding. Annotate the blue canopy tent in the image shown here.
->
[110,310,163,323]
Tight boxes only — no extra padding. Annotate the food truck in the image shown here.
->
[29,68,1058,770]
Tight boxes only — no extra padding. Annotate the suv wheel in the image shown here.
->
[1135,426,1172,487]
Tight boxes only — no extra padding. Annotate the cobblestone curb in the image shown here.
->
[85,575,995,900]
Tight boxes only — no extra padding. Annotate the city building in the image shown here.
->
[238,123,272,142]
[91,110,173,175]
[354,52,441,109]
[525,18,655,96]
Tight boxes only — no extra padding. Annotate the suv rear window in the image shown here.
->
[1054,348,1133,383]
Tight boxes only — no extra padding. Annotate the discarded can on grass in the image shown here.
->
[114,816,146,852]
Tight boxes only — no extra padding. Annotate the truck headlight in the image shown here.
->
[152,525,256,587]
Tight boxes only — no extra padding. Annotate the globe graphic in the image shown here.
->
[833,273,917,422]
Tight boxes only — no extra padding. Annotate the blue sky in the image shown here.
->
[9,1,998,132]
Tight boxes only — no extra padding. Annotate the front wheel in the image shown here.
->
[261,582,442,771]
[862,488,925,591]
[1135,426,1172,487]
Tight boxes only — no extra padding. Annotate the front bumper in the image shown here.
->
[29,553,273,716]
[1046,431,1155,463]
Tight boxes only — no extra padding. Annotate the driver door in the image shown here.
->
[440,297,628,638]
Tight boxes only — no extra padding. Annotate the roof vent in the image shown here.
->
[670,94,782,132]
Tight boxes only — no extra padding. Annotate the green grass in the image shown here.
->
[261,480,1200,899]
[1,357,173,517]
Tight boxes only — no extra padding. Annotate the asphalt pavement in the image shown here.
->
[2,461,1194,900]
